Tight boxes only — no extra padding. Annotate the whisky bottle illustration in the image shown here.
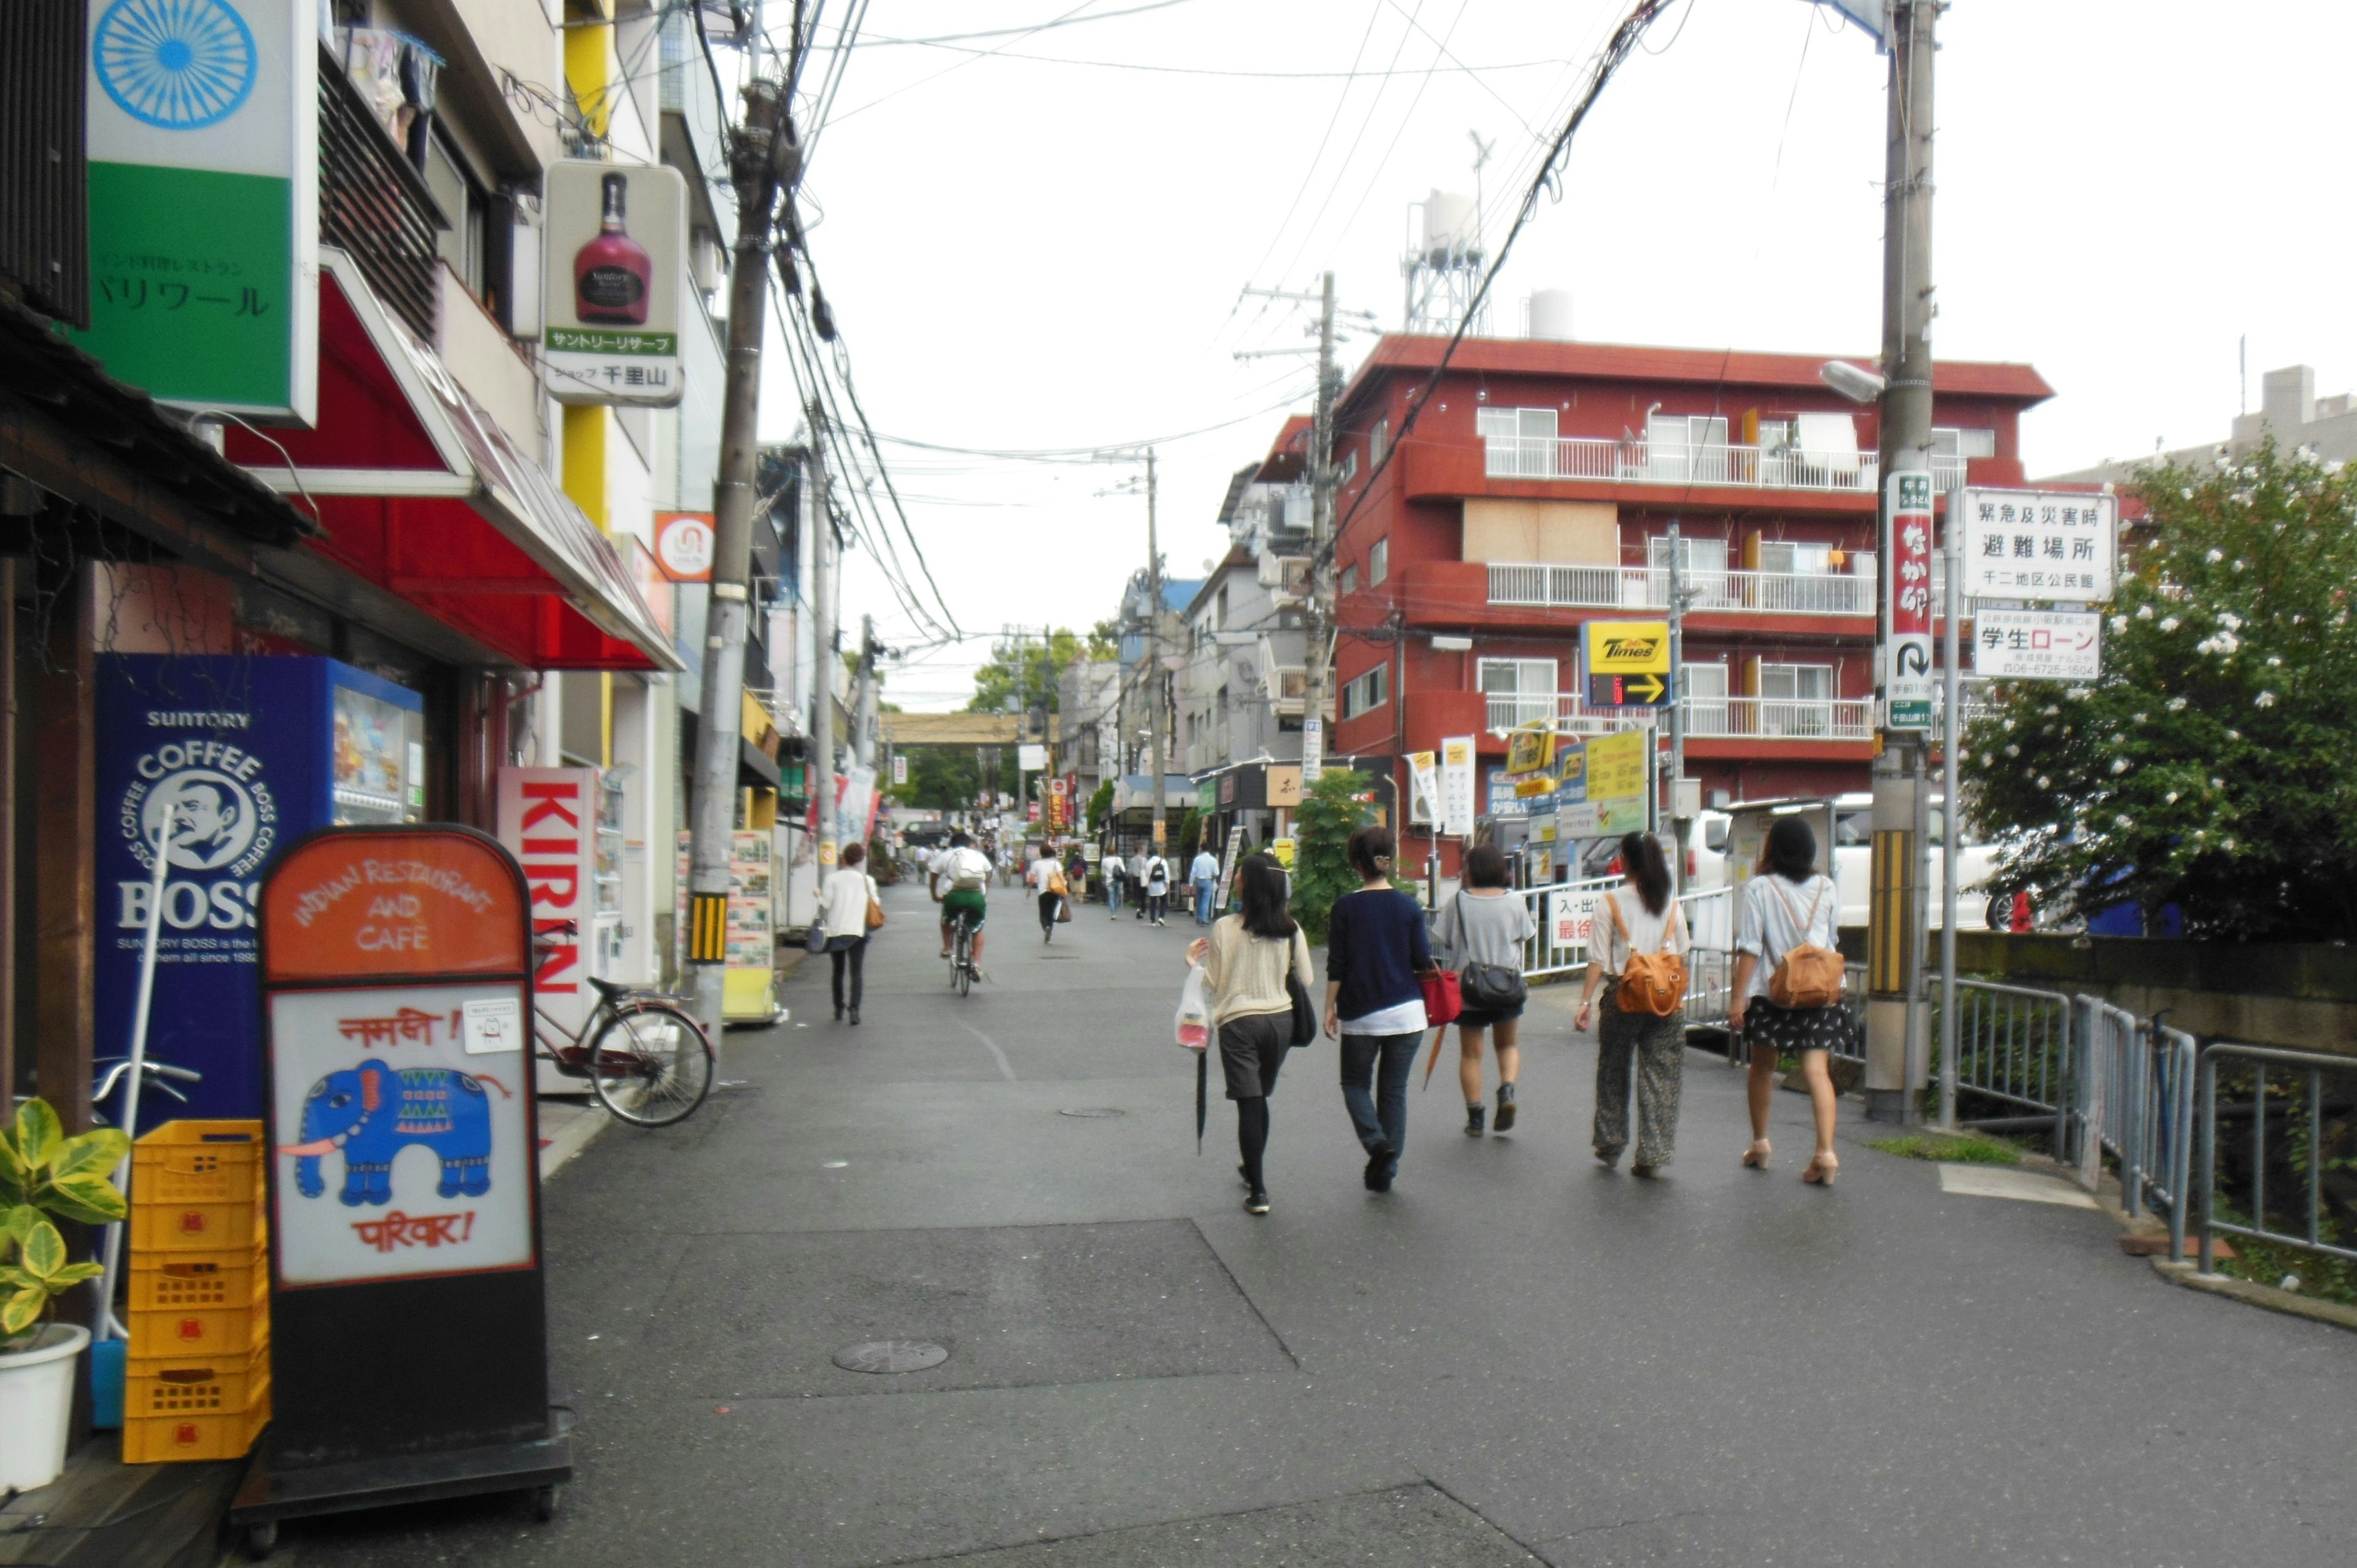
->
[575,172,651,325]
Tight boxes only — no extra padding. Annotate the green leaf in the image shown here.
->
[0,1134,31,1209]
[40,1175,127,1226]
[0,1265,34,1292]
[45,1262,102,1287]
[1,1205,38,1246]
[1,1285,44,1337]
[52,1129,129,1181]
[12,1099,63,1173]
[17,1220,64,1281]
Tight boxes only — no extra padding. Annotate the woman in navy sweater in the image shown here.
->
[1323,825,1433,1192]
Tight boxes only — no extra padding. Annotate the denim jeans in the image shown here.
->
[1107,878,1123,913]
[1339,1030,1422,1157]
[1194,880,1217,924]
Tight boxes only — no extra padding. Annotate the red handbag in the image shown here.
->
[1418,968,1462,1027]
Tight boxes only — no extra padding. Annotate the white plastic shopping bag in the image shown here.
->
[1175,963,1212,1051]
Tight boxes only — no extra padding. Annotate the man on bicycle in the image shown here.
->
[931,830,993,967]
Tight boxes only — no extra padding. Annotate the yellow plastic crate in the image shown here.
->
[132,1121,264,1205]
[127,1250,266,1313]
[120,1379,270,1464]
[130,1195,265,1255]
[126,1337,270,1419]
[128,1268,266,1359]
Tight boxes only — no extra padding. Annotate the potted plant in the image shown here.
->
[1,1099,127,1490]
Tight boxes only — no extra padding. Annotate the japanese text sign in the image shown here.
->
[1960,488,2116,603]
[1885,471,1935,730]
[543,161,689,407]
[1974,609,2102,681]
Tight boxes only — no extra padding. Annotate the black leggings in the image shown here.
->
[829,938,866,1010]
[1038,891,1061,932]
[1236,1096,1269,1190]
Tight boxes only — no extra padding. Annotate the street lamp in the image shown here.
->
[1819,360,1889,404]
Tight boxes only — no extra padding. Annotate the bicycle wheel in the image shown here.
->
[587,1002,714,1127]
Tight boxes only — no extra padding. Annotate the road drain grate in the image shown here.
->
[832,1340,950,1374]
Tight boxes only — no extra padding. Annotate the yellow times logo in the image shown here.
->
[1583,619,1671,675]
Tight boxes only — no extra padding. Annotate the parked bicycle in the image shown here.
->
[948,910,980,998]
[532,924,716,1127]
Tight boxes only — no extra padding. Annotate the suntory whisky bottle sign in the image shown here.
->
[543,161,690,407]
[74,0,319,421]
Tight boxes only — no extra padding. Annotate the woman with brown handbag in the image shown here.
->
[1727,815,1847,1185]
[1574,832,1690,1176]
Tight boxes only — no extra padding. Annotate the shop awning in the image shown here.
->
[224,249,682,672]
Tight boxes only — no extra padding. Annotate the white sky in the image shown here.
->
[750,0,2357,711]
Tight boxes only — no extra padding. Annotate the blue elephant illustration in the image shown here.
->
[279,1058,505,1208]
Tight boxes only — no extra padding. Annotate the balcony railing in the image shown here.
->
[1486,563,1876,616]
[1483,436,1967,495]
[1486,693,1871,743]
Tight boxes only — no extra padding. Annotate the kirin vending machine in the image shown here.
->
[96,655,426,1127]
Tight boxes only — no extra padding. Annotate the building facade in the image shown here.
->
[1283,333,2053,875]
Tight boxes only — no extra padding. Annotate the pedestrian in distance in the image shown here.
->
[929,830,993,971]
[1190,841,1221,925]
[1324,825,1434,1193]
[1728,814,1846,1186]
[819,842,880,1026]
[1187,853,1316,1217]
[1067,846,1089,907]
[1574,832,1692,1175]
[1144,849,1173,926]
[1031,844,1067,942]
[1131,848,1150,921]
[1106,849,1126,917]
[1436,843,1537,1137]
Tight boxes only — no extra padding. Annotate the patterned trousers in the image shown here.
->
[1593,990,1686,1167]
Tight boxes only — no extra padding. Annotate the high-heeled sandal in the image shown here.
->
[1741,1140,1771,1170]
[1801,1153,1840,1186]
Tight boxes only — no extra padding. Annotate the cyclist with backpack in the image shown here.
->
[1727,814,1846,1186]
[1574,832,1691,1176]
[930,830,994,970]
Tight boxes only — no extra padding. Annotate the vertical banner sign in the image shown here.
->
[543,161,689,407]
[1438,736,1476,836]
[1300,717,1323,786]
[1885,471,1936,730]
[497,768,595,1091]
[77,0,318,419]
[247,827,566,1521]
[1405,751,1439,825]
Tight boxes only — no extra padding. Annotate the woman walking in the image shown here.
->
[1436,843,1538,1137]
[1143,851,1173,926]
[819,842,880,1025]
[1030,844,1067,942]
[1574,833,1691,1175]
[1324,825,1433,1192]
[1727,815,1846,1185]
[1186,853,1315,1216]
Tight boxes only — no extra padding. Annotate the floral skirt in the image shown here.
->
[1743,998,1854,1056]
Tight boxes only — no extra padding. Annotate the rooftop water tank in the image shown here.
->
[1528,288,1574,341]
[1423,191,1477,260]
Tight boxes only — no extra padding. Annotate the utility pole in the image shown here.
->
[808,413,838,890]
[1145,453,1166,851]
[1666,516,1686,889]
[1012,627,1028,841]
[1938,483,1962,1129]
[1303,271,1338,786]
[1865,0,1938,1124]
[686,72,794,1053]
[854,613,878,771]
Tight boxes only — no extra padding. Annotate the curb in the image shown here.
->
[2148,1259,2357,1334]
[538,1101,610,1180]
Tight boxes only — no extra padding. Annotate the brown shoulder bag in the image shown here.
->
[1610,894,1688,1018]
[1765,878,1843,1008]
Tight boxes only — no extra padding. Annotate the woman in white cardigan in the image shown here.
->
[819,842,880,1025]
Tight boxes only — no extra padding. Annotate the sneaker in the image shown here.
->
[1465,1104,1485,1137]
[1245,1189,1271,1215]
[1494,1086,1518,1134]
[1362,1142,1393,1191]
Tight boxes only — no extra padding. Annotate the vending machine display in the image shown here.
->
[96,655,427,1126]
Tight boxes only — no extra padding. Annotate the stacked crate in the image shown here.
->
[122,1121,272,1464]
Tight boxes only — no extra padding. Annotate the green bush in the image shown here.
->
[1290,770,1374,943]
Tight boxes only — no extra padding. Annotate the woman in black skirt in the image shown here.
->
[1727,816,1846,1185]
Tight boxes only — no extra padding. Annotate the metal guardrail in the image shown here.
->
[2080,1003,2195,1258]
[1935,979,2079,1136]
[2196,1042,2357,1277]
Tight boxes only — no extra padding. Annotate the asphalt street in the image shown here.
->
[277,880,2357,1567]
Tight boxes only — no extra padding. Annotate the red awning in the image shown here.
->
[224,250,681,671]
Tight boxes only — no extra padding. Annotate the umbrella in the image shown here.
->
[1422,1024,1451,1091]
[1195,1050,1207,1153]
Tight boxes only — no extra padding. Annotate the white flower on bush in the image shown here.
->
[2196,628,2237,655]
[2255,691,2278,708]
[2206,548,2225,563]
[2135,604,2154,620]
[2159,616,2181,633]
[2219,611,2243,631]
[2111,615,2129,633]
[2167,696,2188,711]
[2110,757,2131,774]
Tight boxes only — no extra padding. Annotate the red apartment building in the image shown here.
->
[1259,334,2054,874]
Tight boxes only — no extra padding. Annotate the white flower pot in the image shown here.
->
[0,1323,90,1491]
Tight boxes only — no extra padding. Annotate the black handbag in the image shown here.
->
[1285,968,1318,1046]
[1453,894,1527,1012]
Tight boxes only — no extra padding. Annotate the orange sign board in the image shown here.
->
[263,828,529,983]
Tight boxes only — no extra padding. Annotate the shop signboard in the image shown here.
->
[1959,488,2116,603]
[543,160,690,406]
[1405,751,1439,825]
[96,655,422,1125]
[1505,725,1556,776]
[1485,768,1528,821]
[75,0,319,419]
[1439,736,1476,834]
[1266,766,1303,809]
[1975,608,2102,680]
[1018,743,1048,773]
[244,826,567,1524]
[1581,620,1672,708]
[653,511,715,581]
[1885,471,1936,729]
[1582,729,1650,838]
[497,768,598,1089]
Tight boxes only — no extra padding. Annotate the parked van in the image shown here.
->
[1721,794,1995,930]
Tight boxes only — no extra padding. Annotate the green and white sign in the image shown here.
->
[75,0,318,422]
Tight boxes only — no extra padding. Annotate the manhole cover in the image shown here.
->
[1058,1107,1126,1118]
[832,1339,949,1374]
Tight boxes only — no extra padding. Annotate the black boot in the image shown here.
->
[1495,1083,1518,1134]
[1465,1103,1486,1137]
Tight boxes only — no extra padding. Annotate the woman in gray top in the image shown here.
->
[1434,843,1538,1137]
